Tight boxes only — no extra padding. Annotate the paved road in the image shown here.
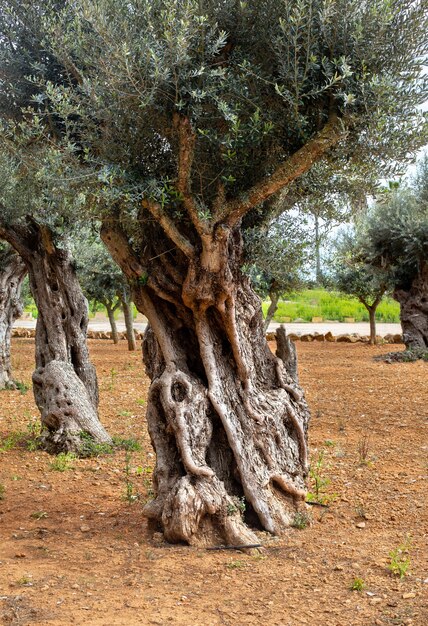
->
[13,317,402,337]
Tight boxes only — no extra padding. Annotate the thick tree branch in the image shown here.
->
[216,116,346,228]
[174,114,208,236]
[100,220,147,279]
[141,199,195,258]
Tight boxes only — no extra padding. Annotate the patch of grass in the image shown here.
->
[17,576,32,586]
[30,510,48,520]
[388,535,412,579]
[262,289,400,323]
[112,436,141,452]
[0,483,5,500]
[136,398,145,406]
[77,432,114,458]
[0,417,41,453]
[15,380,30,394]
[118,410,132,417]
[49,452,76,472]
[350,578,365,591]
[226,560,245,570]
[291,511,311,529]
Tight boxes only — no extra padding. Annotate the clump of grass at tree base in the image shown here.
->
[262,289,400,323]
[76,432,141,458]
[388,535,412,578]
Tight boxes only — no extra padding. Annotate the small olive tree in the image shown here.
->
[360,160,428,350]
[331,230,392,344]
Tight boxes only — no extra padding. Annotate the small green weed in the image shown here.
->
[17,576,32,586]
[49,452,76,472]
[109,368,118,390]
[118,410,132,417]
[357,434,371,465]
[30,510,48,520]
[0,483,5,500]
[226,560,245,570]
[15,381,30,395]
[388,535,412,578]
[350,578,365,591]
[226,496,246,516]
[136,398,145,406]
[324,439,336,447]
[306,451,336,505]
[123,451,139,503]
[291,511,311,530]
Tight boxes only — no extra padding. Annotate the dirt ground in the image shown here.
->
[0,338,427,626]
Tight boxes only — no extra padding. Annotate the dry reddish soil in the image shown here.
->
[0,338,427,626]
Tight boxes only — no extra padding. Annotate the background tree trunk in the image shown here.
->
[121,294,137,351]
[0,222,112,453]
[0,247,27,389]
[394,264,428,350]
[368,307,377,345]
[264,289,279,332]
[102,223,310,547]
[104,301,120,344]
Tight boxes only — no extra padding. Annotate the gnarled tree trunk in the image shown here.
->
[102,222,310,547]
[394,264,428,350]
[0,222,112,453]
[0,246,27,389]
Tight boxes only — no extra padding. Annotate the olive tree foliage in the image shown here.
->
[2,0,428,545]
[75,236,137,349]
[360,158,428,350]
[330,229,393,343]
[244,213,311,330]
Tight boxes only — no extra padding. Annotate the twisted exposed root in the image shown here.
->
[275,360,308,472]
[271,474,306,501]
[154,366,214,478]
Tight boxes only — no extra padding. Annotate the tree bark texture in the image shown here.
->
[121,295,137,351]
[0,222,112,452]
[394,264,428,350]
[0,247,27,389]
[102,222,310,547]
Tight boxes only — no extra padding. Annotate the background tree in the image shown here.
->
[360,160,428,350]
[244,213,311,330]
[3,0,428,545]
[330,229,392,344]
[0,243,26,388]
[75,236,137,350]
[0,129,112,452]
